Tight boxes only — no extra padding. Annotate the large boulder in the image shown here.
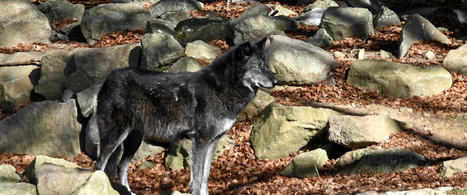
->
[296,8,325,26]
[35,49,74,100]
[320,7,373,41]
[0,164,20,183]
[65,44,141,92]
[233,15,283,45]
[0,183,37,195]
[185,40,221,62]
[336,148,426,174]
[175,18,232,46]
[140,33,184,71]
[237,90,276,122]
[0,100,81,158]
[306,28,333,48]
[24,155,80,183]
[0,0,51,47]
[280,148,329,178]
[347,60,452,98]
[268,35,335,85]
[328,115,400,149]
[0,65,39,112]
[440,156,467,178]
[39,0,85,35]
[34,163,118,195]
[250,103,337,160]
[164,135,234,170]
[443,44,467,75]
[148,0,203,24]
[399,14,451,58]
[81,2,150,44]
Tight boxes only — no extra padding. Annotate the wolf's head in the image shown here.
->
[230,37,278,91]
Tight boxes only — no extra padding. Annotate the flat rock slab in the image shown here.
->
[399,14,451,58]
[185,40,221,62]
[441,156,467,177]
[328,115,400,149]
[250,103,337,160]
[0,65,39,112]
[443,44,467,75]
[320,7,374,41]
[280,148,329,178]
[175,18,232,46]
[0,0,51,47]
[336,148,426,174]
[149,0,203,24]
[347,60,452,98]
[0,100,81,158]
[268,35,335,85]
[35,49,74,100]
[24,155,80,183]
[168,57,203,73]
[0,182,37,195]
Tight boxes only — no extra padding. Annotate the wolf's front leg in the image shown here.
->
[189,137,220,195]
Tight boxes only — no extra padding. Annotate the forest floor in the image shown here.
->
[0,0,466,194]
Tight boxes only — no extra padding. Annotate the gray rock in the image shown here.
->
[35,163,118,195]
[399,14,451,59]
[440,156,467,177]
[81,2,150,44]
[0,183,37,195]
[233,15,283,45]
[443,44,467,75]
[168,57,203,73]
[175,18,232,46]
[140,33,184,71]
[237,90,276,121]
[231,4,269,24]
[337,148,426,174]
[0,65,39,112]
[268,35,335,85]
[271,5,296,16]
[65,44,141,92]
[146,18,176,35]
[0,100,81,158]
[346,0,382,13]
[77,82,103,117]
[296,8,324,26]
[321,7,374,41]
[270,15,299,31]
[306,28,333,47]
[250,103,337,160]
[0,0,51,47]
[39,0,85,35]
[165,135,234,170]
[0,52,44,67]
[148,0,203,24]
[131,141,164,163]
[185,40,220,62]
[35,50,74,100]
[0,165,20,183]
[346,60,452,97]
[328,115,400,149]
[280,148,329,178]
[304,0,338,12]
[374,6,401,29]
[24,155,80,183]
[84,111,99,159]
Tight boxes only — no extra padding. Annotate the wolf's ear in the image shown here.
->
[236,42,253,59]
[256,37,270,50]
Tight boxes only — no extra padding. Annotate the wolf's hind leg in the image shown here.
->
[118,131,143,191]
[190,137,220,195]
[104,145,121,181]
[95,126,132,172]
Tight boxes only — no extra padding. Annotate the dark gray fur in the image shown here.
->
[94,38,277,195]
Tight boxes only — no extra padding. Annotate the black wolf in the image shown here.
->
[94,37,277,195]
